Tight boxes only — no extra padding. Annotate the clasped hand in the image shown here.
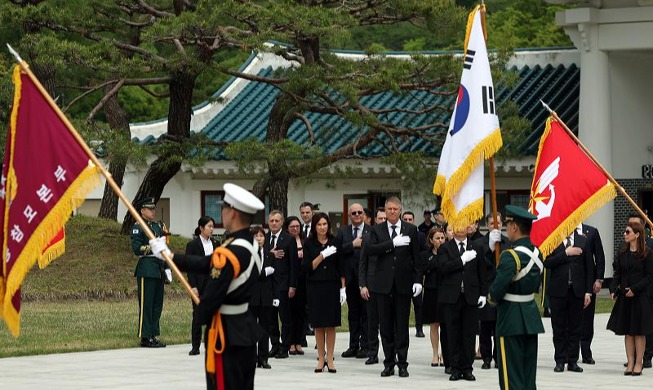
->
[149,237,171,260]
[461,250,477,264]
[321,245,337,258]
[392,234,411,247]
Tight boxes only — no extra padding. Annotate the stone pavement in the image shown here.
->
[0,313,649,389]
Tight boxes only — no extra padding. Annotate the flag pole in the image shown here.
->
[540,100,653,236]
[7,44,200,304]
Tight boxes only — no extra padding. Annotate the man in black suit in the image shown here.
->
[577,223,605,365]
[250,226,277,369]
[439,224,488,381]
[266,210,298,359]
[544,230,593,373]
[474,212,509,369]
[337,203,371,359]
[299,202,314,238]
[359,207,387,365]
[366,197,422,378]
[185,217,219,356]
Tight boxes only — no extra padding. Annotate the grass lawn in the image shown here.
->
[0,215,616,357]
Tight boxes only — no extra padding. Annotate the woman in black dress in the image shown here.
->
[421,227,446,367]
[607,221,653,376]
[283,216,307,355]
[302,212,345,373]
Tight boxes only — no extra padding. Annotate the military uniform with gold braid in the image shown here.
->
[488,205,544,390]
[150,184,265,390]
[131,197,170,348]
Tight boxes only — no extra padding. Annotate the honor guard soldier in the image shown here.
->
[488,205,544,390]
[150,183,265,390]
[131,197,171,348]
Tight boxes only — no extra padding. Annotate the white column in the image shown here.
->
[565,21,615,276]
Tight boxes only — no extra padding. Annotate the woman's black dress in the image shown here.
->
[303,237,343,328]
[421,249,442,324]
[607,250,653,336]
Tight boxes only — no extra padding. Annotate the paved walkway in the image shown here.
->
[0,313,649,389]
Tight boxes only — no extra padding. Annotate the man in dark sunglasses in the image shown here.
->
[337,203,372,360]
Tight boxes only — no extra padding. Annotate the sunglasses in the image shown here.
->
[351,211,363,216]
[624,229,633,235]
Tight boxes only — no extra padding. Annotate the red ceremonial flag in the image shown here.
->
[528,117,616,257]
[0,65,101,336]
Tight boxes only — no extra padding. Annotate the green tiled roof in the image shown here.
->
[199,62,579,159]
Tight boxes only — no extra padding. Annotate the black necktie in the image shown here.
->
[566,236,572,284]
[353,226,359,239]
[304,225,309,236]
[565,236,572,248]
[391,225,397,238]
[459,242,465,255]
[270,234,276,248]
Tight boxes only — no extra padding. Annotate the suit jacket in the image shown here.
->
[580,224,606,283]
[420,249,442,289]
[544,231,593,298]
[473,234,509,321]
[303,236,344,282]
[438,239,488,305]
[250,248,276,306]
[265,230,298,291]
[336,223,371,285]
[358,240,377,290]
[185,236,218,295]
[365,221,421,295]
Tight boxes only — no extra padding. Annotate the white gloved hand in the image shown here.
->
[477,296,487,309]
[412,283,423,297]
[392,234,411,247]
[340,287,347,305]
[488,229,502,252]
[264,266,275,277]
[461,249,477,265]
[272,299,280,307]
[321,245,337,258]
[149,237,171,260]
[164,269,173,283]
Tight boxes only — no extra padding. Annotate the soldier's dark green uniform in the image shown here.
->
[131,197,168,347]
[489,206,544,390]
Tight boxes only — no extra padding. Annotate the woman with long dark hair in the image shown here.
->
[607,221,653,376]
[303,212,345,373]
[421,227,446,367]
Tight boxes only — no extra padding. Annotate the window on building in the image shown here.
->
[201,190,269,228]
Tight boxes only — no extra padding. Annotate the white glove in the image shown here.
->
[478,296,487,309]
[264,266,275,276]
[272,299,280,307]
[488,229,502,252]
[340,287,347,305]
[412,283,423,297]
[461,249,477,265]
[321,245,337,258]
[164,269,172,283]
[392,234,411,247]
[149,237,171,260]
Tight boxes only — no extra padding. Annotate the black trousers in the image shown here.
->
[412,291,423,331]
[346,273,368,350]
[441,293,478,375]
[580,292,596,360]
[480,319,497,363]
[440,312,450,368]
[250,305,274,363]
[378,286,411,369]
[550,286,583,364]
[269,292,292,351]
[645,334,653,360]
[289,279,307,346]
[191,300,203,350]
[367,292,380,358]
[205,344,256,390]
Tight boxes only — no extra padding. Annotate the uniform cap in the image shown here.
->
[504,205,537,224]
[135,197,156,209]
[220,183,265,215]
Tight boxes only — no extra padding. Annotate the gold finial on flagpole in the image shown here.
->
[540,99,553,114]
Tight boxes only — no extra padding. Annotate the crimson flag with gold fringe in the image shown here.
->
[0,66,101,336]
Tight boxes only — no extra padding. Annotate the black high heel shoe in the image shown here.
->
[327,364,337,373]
[315,362,326,373]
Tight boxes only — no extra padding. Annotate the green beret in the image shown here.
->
[504,205,536,224]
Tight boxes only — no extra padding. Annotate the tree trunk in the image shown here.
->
[98,85,131,220]
[120,72,196,233]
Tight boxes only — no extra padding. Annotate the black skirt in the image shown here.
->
[422,287,440,324]
[307,279,341,328]
[607,292,653,336]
